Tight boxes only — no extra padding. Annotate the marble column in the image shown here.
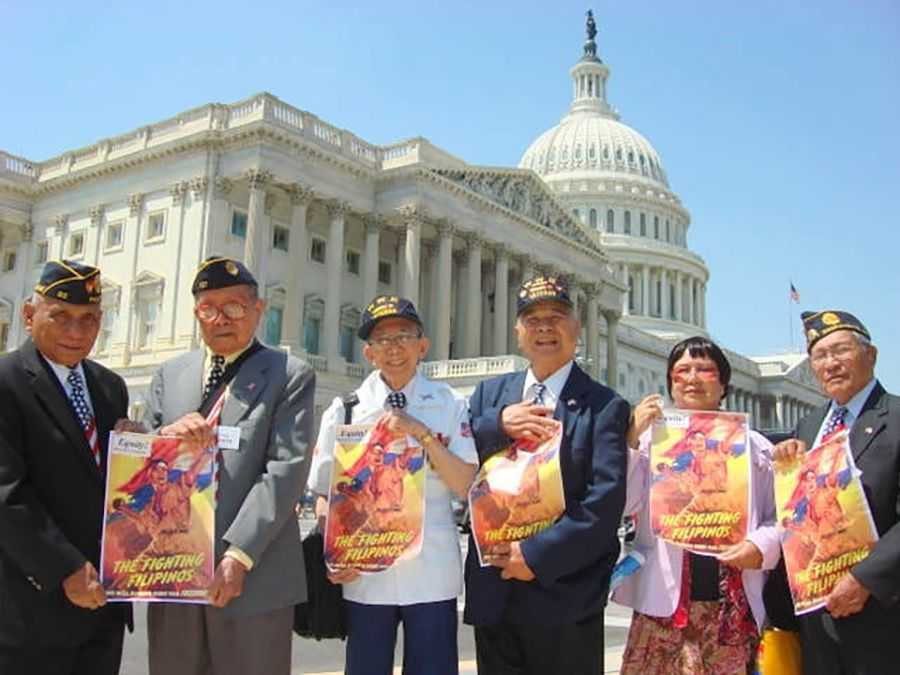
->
[585,287,599,380]
[621,263,630,315]
[674,271,683,322]
[363,215,381,306]
[753,396,761,428]
[775,395,785,430]
[520,254,536,282]
[507,265,519,354]
[452,250,468,358]
[282,185,313,353]
[243,168,271,279]
[660,268,669,320]
[122,195,144,365]
[493,245,509,356]
[324,201,348,370]
[603,310,620,388]
[398,205,422,305]
[10,222,33,346]
[687,276,695,326]
[641,265,650,316]
[463,234,482,358]
[700,283,707,328]
[432,221,454,361]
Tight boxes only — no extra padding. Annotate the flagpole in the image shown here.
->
[788,280,793,352]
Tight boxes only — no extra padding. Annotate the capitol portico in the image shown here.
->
[0,12,824,430]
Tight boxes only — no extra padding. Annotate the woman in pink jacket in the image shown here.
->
[613,336,781,674]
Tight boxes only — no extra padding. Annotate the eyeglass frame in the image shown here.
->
[366,330,424,349]
[194,301,250,323]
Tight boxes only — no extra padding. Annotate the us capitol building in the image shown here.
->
[0,13,823,431]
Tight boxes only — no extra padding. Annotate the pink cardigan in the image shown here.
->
[611,429,781,630]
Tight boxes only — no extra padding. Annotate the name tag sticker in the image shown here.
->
[217,425,241,450]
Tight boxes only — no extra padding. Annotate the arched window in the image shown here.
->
[572,208,580,222]
[639,213,646,236]
[654,216,660,240]
[606,209,614,233]
[624,211,631,234]
[589,209,597,228]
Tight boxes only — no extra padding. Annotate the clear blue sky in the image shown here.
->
[4,0,898,390]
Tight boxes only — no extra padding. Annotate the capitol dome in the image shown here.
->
[520,11,709,340]
[519,111,669,189]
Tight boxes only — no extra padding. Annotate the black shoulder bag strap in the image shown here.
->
[341,392,360,425]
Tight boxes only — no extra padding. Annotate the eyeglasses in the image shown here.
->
[367,332,421,349]
[195,302,248,323]
[671,365,720,382]
[810,343,858,367]
[46,310,101,331]
[521,313,569,330]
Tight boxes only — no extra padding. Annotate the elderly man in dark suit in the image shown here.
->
[769,310,900,675]
[143,256,315,675]
[0,260,133,675]
[464,275,630,675]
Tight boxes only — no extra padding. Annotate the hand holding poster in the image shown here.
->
[649,410,750,554]
[100,432,216,601]
[774,431,878,614]
[324,416,426,572]
[469,420,566,566]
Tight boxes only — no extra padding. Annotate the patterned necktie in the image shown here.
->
[531,383,547,405]
[67,369,100,466]
[386,392,407,409]
[204,355,226,399]
[822,406,848,440]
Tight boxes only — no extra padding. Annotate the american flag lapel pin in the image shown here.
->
[567,398,577,409]
[247,382,256,392]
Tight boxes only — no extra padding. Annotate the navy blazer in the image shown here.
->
[463,363,630,626]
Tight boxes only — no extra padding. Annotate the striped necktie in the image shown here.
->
[67,369,100,467]
[204,354,226,400]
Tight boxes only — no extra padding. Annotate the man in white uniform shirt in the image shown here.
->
[309,295,477,675]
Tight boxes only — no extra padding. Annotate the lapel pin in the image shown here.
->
[865,427,873,434]
[567,398,578,409]
[247,382,256,392]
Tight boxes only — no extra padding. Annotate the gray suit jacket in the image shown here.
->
[143,344,315,617]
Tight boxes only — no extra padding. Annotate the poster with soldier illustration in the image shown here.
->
[774,431,878,614]
[469,421,566,566]
[324,417,426,572]
[649,410,750,554]
[100,432,216,602]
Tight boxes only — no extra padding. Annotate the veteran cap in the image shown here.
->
[801,310,871,351]
[191,256,257,295]
[516,274,573,316]
[358,295,423,340]
[34,260,102,305]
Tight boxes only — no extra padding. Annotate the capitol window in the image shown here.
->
[35,241,49,265]
[345,249,361,275]
[146,211,166,241]
[68,231,85,257]
[615,148,622,161]
[3,250,16,272]
[310,237,326,264]
[589,209,597,228]
[134,282,162,350]
[639,213,646,236]
[95,283,120,354]
[378,260,392,285]
[272,225,289,251]
[654,216,660,240]
[606,209,614,232]
[624,211,631,234]
[231,209,248,238]
[106,221,124,250]
[589,145,596,159]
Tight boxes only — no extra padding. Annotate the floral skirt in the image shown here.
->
[620,602,758,675]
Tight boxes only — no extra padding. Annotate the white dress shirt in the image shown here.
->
[812,378,878,448]
[309,369,478,605]
[521,360,574,408]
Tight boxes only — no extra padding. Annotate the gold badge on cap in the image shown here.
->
[225,261,239,276]
[807,328,819,341]
[822,312,840,326]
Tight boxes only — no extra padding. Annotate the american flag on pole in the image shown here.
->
[790,282,800,303]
